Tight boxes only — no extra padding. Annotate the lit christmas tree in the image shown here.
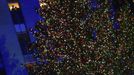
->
[27,0,134,75]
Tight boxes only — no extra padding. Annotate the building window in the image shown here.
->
[18,33,31,55]
[7,1,31,55]
[8,3,20,10]
[15,24,26,33]
[9,3,24,24]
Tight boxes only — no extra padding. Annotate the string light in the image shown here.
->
[27,0,134,75]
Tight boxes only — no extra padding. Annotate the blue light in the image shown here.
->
[92,29,97,41]
[113,21,120,30]
[90,0,98,11]
[57,57,63,62]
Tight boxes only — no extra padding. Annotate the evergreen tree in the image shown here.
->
[28,0,134,74]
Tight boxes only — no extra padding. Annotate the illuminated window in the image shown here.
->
[8,3,20,11]
[8,2,25,24]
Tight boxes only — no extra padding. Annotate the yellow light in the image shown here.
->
[8,3,20,10]
[40,3,47,7]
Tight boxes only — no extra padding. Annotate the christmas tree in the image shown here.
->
[27,0,134,75]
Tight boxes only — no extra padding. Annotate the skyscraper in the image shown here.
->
[0,0,40,75]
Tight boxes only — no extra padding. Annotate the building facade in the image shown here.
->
[0,0,40,75]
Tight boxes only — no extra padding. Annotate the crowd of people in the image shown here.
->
[27,0,134,75]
